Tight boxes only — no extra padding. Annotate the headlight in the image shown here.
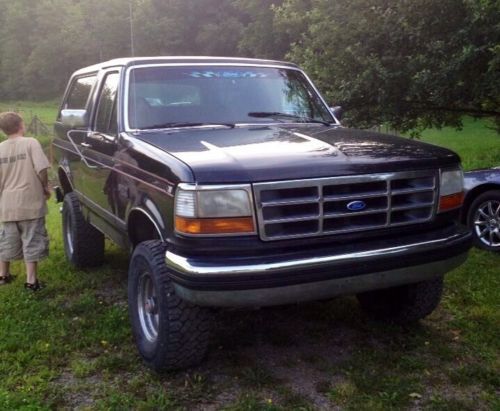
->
[174,184,256,235]
[438,168,464,212]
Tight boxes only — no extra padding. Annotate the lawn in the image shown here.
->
[0,101,58,150]
[0,100,59,130]
[0,103,498,410]
[418,117,500,170]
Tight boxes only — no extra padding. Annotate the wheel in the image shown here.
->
[467,190,500,252]
[357,277,444,324]
[62,192,105,267]
[128,240,211,371]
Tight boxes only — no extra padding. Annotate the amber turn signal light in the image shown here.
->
[439,192,464,212]
[175,216,255,235]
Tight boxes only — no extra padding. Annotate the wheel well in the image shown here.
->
[58,168,73,195]
[462,183,500,223]
[128,210,162,247]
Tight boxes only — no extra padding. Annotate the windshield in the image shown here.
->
[127,66,334,129]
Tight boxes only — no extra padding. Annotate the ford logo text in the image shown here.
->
[347,200,367,211]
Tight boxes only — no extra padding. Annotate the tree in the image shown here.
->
[0,0,38,98]
[134,0,245,56]
[236,0,290,59]
[22,0,95,99]
[0,0,498,138]
[275,0,500,134]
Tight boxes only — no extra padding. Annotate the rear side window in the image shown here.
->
[64,75,97,110]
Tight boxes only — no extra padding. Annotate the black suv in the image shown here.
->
[53,57,472,371]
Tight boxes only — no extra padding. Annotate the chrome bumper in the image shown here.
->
[171,254,467,307]
[166,232,469,277]
[165,229,471,307]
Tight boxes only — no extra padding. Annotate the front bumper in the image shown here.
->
[166,225,472,307]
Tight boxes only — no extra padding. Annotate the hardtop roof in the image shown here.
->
[73,56,299,76]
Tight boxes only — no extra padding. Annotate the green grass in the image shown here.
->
[0,101,58,149]
[0,102,498,409]
[0,100,59,130]
[418,117,500,170]
[2,236,497,410]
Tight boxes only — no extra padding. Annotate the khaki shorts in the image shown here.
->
[0,218,49,262]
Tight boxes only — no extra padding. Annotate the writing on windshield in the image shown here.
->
[128,66,333,129]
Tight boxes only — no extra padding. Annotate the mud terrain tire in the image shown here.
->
[128,240,211,371]
[62,192,105,267]
[357,277,444,324]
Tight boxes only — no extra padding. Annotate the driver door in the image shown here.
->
[80,70,120,220]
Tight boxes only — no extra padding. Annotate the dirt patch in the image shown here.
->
[183,300,365,409]
[54,371,100,410]
[52,292,497,410]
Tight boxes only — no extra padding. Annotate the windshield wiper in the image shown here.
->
[247,112,331,126]
[141,122,235,130]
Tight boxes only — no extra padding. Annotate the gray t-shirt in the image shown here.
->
[0,136,50,222]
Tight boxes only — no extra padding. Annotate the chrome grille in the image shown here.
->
[253,171,439,241]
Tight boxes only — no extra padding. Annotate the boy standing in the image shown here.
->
[0,112,51,290]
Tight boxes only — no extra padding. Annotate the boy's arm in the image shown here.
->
[28,139,51,199]
[38,168,50,199]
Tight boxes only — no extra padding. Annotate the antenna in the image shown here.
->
[129,0,135,57]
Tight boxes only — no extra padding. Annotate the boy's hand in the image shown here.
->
[44,187,51,201]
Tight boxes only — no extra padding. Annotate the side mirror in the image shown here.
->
[330,106,343,121]
[61,109,88,128]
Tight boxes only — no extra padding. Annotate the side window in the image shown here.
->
[95,72,120,135]
[64,76,97,110]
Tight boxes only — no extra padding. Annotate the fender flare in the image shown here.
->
[127,206,165,243]
[57,164,74,194]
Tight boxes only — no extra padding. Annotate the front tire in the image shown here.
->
[357,277,444,324]
[128,240,211,371]
[467,190,500,252]
[62,192,105,267]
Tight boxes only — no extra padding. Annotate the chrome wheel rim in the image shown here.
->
[137,272,159,343]
[473,199,500,248]
[65,214,74,255]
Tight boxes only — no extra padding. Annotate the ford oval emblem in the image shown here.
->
[347,200,366,211]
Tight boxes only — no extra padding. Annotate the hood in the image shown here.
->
[133,125,460,183]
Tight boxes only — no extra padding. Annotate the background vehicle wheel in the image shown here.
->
[357,277,444,324]
[62,192,105,267]
[128,240,211,371]
[467,190,500,252]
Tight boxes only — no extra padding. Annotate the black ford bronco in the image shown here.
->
[53,57,472,371]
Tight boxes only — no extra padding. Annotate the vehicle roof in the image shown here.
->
[73,56,299,76]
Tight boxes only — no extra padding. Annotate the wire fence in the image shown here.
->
[0,105,53,135]
[26,115,51,136]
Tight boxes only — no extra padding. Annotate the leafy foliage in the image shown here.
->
[0,0,498,132]
[276,0,500,133]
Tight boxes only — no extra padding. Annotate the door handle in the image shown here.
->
[81,142,92,148]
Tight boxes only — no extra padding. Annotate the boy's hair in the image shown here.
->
[0,112,23,135]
